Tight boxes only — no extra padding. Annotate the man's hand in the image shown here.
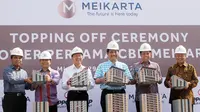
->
[24,77,32,84]
[67,78,72,85]
[128,80,137,85]
[45,75,51,82]
[32,84,39,89]
[99,78,105,84]
[167,80,172,88]
[184,82,191,89]
[95,78,105,84]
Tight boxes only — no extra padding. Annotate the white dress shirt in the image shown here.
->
[61,64,95,91]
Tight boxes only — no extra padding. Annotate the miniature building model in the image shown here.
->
[71,68,89,88]
[138,67,160,84]
[105,66,129,86]
[70,101,87,112]
[33,101,49,112]
[171,75,188,89]
[32,70,46,84]
[172,99,192,112]
[139,93,162,112]
[106,93,128,112]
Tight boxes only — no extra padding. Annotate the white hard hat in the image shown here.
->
[39,51,52,59]
[175,45,187,54]
[107,40,119,50]
[139,43,152,52]
[71,46,83,56]
[10,47,23,57]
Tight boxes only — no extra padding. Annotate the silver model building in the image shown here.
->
[70,101,87,112]
[32,70,46,84]
[138,67,160,84]
[33,101,49,112]
[172,99,192,112]
[105,66,129,86]
[139,93,162,112]
[71,68,89,88]
[106,93,128,112]
[171,75,188,90]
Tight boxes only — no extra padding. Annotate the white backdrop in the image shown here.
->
[0,0,200,25]
[0,78,200,112]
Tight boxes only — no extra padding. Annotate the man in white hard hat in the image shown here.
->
[94,40,133,112]
[61,46,94,112]
[31,51,60,112]
[164,45,198,112]
[132,43,162,112]
[2,47,32,112]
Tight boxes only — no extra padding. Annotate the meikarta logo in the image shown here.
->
[58,0,76,18]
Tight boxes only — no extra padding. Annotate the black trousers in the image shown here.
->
[49,104,58,112]
[135,101,140,112]
[100,89,125,112]
[66,90,89,112]
[2,93,27,112]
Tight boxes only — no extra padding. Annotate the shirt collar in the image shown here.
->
[40,67,52,72]
[183,62,188,67]
[175,62,188,67]
[140,60,151,65]
[10,65,21,71]
[108,60,118,65]
[72,64,84,70]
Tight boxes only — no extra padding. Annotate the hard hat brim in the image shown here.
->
[106,48,119,50]
[139,50,152,52]
[175,52,186,54]
[71,52,83,57]
[39,58,52,60]
[10,54,23,57]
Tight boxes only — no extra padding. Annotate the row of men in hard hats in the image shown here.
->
[94,41,197,112]
[2,48,61,112]
[2,40,198,112]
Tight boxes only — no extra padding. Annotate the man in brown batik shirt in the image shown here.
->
[164,45,198,112]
